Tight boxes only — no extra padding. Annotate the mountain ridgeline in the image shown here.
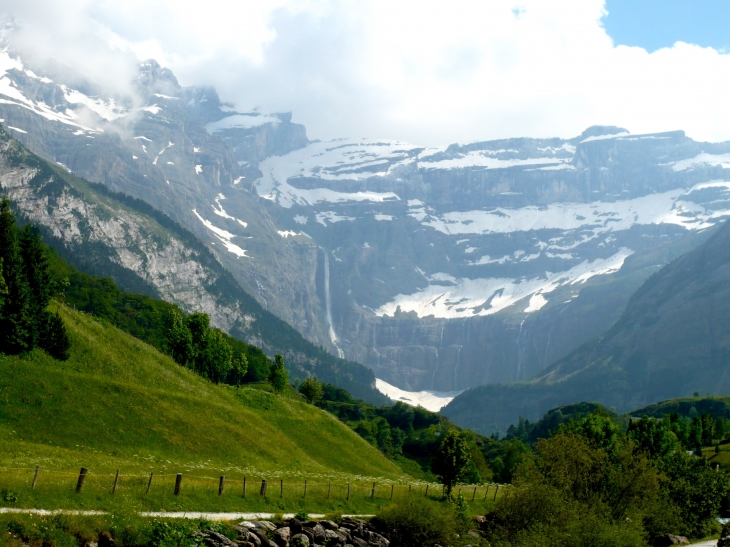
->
[443,215,730,434]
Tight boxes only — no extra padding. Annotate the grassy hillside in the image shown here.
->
[0,303,409,512]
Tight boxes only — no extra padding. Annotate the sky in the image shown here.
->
[2,0,730,145]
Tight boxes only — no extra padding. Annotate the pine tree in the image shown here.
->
[186,312,210,374]
[20,224,62,354]
[41,311,70,361]
[0,198,32,354]
[269,353,289,393]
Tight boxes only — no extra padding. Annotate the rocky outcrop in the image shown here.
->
[234,518,389,547]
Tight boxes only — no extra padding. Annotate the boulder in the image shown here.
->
[273,527,291,547]
[319,520,339,531]
[198,531,237,547]
[290,535,310,547]
[288,519,303,535]
[366,531,389,547]
[655,534,690,547]
[323,529,344,546]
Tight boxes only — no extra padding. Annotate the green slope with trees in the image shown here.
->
[0,124,388,404]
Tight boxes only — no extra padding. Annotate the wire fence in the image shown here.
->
[0,465,509,503]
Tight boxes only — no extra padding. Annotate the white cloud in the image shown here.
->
[3,0,730,145]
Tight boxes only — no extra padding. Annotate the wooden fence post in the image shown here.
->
[424,484,429,498]
[390,484,394,500]
[112,470,120,494]
[146,472,153,494]
[371,482,376,500]
[347,483,351,501]
[76,468,87,493]
[219,476,225,496]
[493,485,499,501]
[408,484,411,494]
[32,466,40,490]
[484,485,489,501]
[174,473,182,496]
[442,485,445,499]
[327,482,331,499]
[260,479,267,497]
[243,477,246,498]
[303,480,307,499]
[471,486,477,502]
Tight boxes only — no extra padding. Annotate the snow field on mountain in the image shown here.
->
[374,378,463,412]
[375,248,634,319]
[418,181,730,238]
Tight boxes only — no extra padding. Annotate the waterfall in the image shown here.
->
[454,346,462,390]
[322,249,345,359]
[515,318,526,381]
[431,324,448,390]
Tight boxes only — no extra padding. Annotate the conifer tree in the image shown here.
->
[42,311,71,361]
[0,198,32,354]
[20,225,53,348]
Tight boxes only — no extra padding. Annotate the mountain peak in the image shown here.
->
[575,125,630,141]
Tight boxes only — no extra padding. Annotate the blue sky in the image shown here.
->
[604,0,730,51]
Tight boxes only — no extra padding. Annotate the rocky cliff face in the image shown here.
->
[1,44,730,397]
[255,128,730,391]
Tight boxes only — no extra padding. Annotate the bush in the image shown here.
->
[371,494,460,547]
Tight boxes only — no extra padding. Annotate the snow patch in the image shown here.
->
[375,379,462,412]
[192,209,248,258]
[195,165,202,174]
[525,293,548,313]
[376,248,634,319]
[205,114,280,133]
[315,211,356,226]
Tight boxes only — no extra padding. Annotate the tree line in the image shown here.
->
[164,307,288,392]
[0,198,69,360]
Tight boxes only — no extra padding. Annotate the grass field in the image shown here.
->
[0,304,432,511]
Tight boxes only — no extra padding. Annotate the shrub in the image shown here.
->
[371,494,459,547]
